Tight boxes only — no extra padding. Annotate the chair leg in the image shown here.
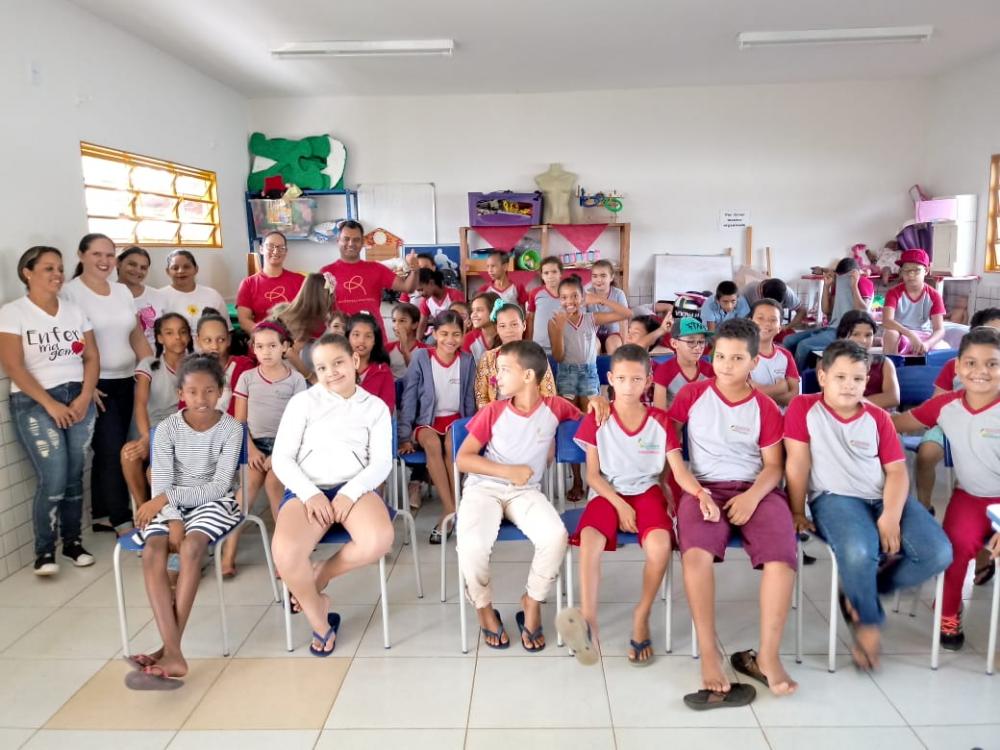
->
[282,581,293,652]
[908,586,921,617]
[379,556,390,649]
[214,548,230,657]
[892,589,902,613]
[796,544,803,665]
[931,572,944,670]
[665,556,673,653]
[400,510,424,598]
[247,515,280,603]
[828,550,838,673]
[113,544,130,658]
[988,559,999,676]
[440,511,455,602]
[458,565,468,654]
[558,548,570,648]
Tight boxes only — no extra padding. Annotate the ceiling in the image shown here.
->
[70,0,1000,97]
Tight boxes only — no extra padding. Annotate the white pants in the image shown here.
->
[456,480,568,609]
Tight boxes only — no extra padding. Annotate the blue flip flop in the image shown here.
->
[481,608,510,650]
[515,610,546,653]
[628,638,654,667]
[309,612,341,657]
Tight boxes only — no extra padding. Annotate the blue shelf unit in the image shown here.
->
[243,188,360,252]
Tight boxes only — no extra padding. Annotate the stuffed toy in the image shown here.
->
[247,132,347,193]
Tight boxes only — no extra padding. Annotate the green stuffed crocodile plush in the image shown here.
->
[247,132,347,193]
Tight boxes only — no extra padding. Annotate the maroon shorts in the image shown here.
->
[676,481,797,570]
[414,413,460,442]
[570,484,673,551]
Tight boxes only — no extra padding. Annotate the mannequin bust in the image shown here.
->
[534,163,577,224]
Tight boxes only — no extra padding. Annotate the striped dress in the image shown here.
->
[134,410,243,543]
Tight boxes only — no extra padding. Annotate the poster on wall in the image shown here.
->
[405,244,461,290]
[720,209,750,230]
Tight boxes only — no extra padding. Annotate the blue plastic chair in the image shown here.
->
[596,355,612,386]
[897,365,941,410]
[925,348,959,367]
[885,353,906,368]
[801,369,820,395]
[447,416,566,652]
[113,424,281,658]
[547,355,559,379]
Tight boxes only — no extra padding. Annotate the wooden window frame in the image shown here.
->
[987,154,1000,272]
[80,142,222,248]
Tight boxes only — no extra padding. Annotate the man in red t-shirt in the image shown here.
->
[236,231,305,331]
[319,221,419,337]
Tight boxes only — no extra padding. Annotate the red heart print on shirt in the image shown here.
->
[71,340,85,354]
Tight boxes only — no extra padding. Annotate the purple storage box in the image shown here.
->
[468,191,543,226]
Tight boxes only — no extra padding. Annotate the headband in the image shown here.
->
[489,299,522,323]
[252,320,292,341]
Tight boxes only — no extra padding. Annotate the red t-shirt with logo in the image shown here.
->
[236,270,305,323]
[319,259,398,335]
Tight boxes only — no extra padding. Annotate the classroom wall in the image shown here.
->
[923,47,1000,302]
[250,80,928,304]
[0,0,249,578]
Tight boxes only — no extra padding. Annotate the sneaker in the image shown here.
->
[939,612,965,651]
[33,553,59,576]
[62,541,95,567]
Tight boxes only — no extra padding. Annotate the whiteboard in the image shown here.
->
[357,183,436,246]
[653,253,733,302]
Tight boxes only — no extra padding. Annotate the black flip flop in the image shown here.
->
[683,683,756,711]
[515,610,545,653]
[975,559,996,586]
[309,612,341,657]
[730,649,768,687]
[481,608,510,650]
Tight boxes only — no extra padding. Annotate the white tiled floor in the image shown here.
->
[2,481,1000,750]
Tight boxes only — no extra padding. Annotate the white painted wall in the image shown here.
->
[923,48,1000,298]
[0,0,249,578]
[250,80,927,302]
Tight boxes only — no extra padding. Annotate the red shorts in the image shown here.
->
[570,484,673,551]
[414,413,460,442]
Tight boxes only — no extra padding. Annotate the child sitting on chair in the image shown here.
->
[701,280,750,332]
[893,326,1000,651]
[270,333,395,656]
[881,249,947,356]
[652,317,715,410]
[749,299,800,409]
[456,340,585,651]
[128,354,244,687]
[558,344,674,667]
[585,259,630,354]
[784,340,951,670]
[667,318,798,705]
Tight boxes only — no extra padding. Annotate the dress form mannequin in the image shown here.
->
[534,163,577,224]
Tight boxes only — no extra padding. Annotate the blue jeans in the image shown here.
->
[789,327,837,371]
[556,362,599,397]
[810,493,952,626]
[10,382,96,556]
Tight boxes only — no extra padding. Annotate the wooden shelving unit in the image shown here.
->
[458,223,630,298]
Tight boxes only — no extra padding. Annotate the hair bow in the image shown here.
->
[489,298,522,323]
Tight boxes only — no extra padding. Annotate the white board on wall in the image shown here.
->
[357,183,436,246]
[653,253,733,302]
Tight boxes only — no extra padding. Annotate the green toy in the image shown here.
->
[247,132,347,193]
[517,249,541,271]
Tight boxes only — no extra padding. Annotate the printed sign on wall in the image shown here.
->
[720,209,750,230]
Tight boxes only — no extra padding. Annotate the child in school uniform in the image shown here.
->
[836,310,900,411]
[416,269,465,341]
[784,340,951,669]
[527,255,565,354]
[881,249,947,356]
[549,275,632,502]
[482,250,527,306]
[456,340,582,651]
[475,301,557,407]
[651,318,715,410]
[121,313,192,510]
[667,318,798,705]
[893,326,1000,650]
[270,333,395,655]
[128,354,244,687]
[327,310,348,338]
[194,308,253,417]
[450,300,472,333]
[749,299,800,409]
[558,345,673,667]
[387,303,424,380]
[700,280,750,332]
[348,313,395,413]
[399,310,477,544]
[221,321,308,577]
[585,259,630,355]
[462,292,501,363]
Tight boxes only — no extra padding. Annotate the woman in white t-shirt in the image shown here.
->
[117,246,166,347]
[0,247,99,576]
[62,233,152,535]
[159,249,229,332]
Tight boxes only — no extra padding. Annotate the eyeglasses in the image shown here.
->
[899,266,924,275]
[677,338,707,348]
[263,243,287,252]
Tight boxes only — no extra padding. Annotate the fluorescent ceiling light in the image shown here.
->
[738,25,933,50]
[271,39,454,58]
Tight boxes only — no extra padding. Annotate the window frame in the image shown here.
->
[987,153,1000,273]
[80,142,222,249]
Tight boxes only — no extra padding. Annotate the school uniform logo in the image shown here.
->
[849,439,872,451]
[729,424,752,435]
[979,428,1000,439]
[637,435,661,454]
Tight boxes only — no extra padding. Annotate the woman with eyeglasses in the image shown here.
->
[0,247,100,575]
[236,231,305,333]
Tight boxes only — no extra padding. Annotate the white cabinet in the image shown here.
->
[926,194,977,277]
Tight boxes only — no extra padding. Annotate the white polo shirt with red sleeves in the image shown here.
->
[784,394,904,500]
[419,288,465,320]
[667,380,784,483]
[465,396,581,489]
[652,358,715,399]
[751,344,799,386]
[910,392,1000,499]
[573,406,672,499]
[883,283,946,332]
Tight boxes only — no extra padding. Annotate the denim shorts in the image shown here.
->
[556,362,600,397]
[252,436,275,455]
